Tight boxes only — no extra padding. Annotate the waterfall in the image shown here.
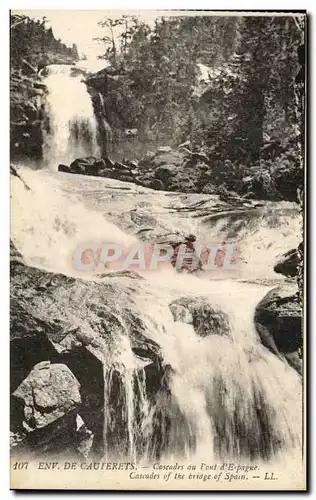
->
[132,282,302,463]
[11,153,302,467]
[102,349,154,461]
[98,92,113,153]
[41,64,100,169]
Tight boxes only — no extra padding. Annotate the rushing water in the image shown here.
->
[10,64,303,468]
[41,64,100,169]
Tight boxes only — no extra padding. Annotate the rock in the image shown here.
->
[273,162,304,202]
[139,151,155,165]
[156,146,172,154]
[154,166,176,183]
[10,240,24,270]
[201,184,215,194]
[10,252,164,455]
[117,175,134,183]
[98,168,116,178]
[169,297,231,337]
[128,160,138,169]
[178,140,191,149]
[113,162,131,173]
[169,303,193,324]
[124,128,138,138]
[149,179,165,190]
[10,430,25,449]
[254,283,302,373]
[70,157,99,175]
[58,164,70,173]
[13,361,81,431]
[33,82,47,91]
[75,415,94,458]
[104,157,115,169]
[274,245,301,277]
[10,72,45,160]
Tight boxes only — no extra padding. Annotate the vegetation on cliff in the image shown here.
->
[91,14,305,202]
[10,13,79,160]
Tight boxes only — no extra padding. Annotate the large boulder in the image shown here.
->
[13,361,81,432]
[254,283,302,374]
[69,157,105,176]
[11,361,86,456]
[274,242,303,278]
[169,296,231,337]
[154,165,176,183]
[135,147,218,194]
[58,163,70,173]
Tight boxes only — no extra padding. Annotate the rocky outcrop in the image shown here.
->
[254,283,302,374]
[10,241,164,457]
[59,156,135,183]
[10,70,47,160]
[274,242,303,278]
[58,147,217,194]
[169,296,231,337]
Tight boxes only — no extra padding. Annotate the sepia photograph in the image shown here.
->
[9,9,306,491]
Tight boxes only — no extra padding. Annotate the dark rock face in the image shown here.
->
[169,296,231,337]
[254,284,302,374]
[10,241,164,457]
[10,71,48,161]
[60,156,137,184]
[274,248,298,277]
[69,157,102,175]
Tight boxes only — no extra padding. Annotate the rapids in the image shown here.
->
[11,167,303,467]
[10,63,303,469]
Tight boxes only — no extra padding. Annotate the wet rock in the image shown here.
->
[10,71,46,160]
[124,128,138,138]
[10,239,25,268]
[58,164,70,173]
[70,157,100,175]
[10,248,164,455]
[13,361,81,431]
[116,175,134,183]
[125,159,138,169]
[154,166,176,184]
[144,179,164,190]
[156,146,172,154]
[274,243,302,278]
[254,283,302,373]
[114,161,132,173]
[169,297,231,337]
[10,430,25,449]
[75,415,94,458]
[169,303,193,324]
[138,151,155,166]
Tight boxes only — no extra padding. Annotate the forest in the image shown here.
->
[89,14,305,202]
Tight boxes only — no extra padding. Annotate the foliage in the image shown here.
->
[94,14,304,202]
[10,13,79,70]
